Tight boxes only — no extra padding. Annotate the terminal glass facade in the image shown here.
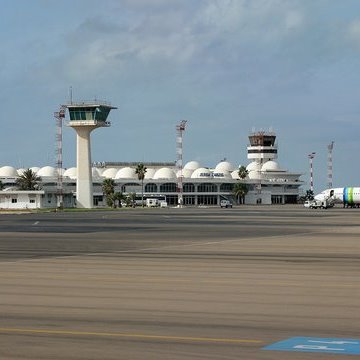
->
[145,183,158,192]
[160,183,177,193]
[198,183,218,192]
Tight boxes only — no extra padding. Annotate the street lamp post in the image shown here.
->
[308,152,316,193]
[327,141,334,189]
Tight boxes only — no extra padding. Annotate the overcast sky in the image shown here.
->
[1,0,360,192]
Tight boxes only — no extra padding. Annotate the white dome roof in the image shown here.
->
[63,167,77,179]
[154,167,177,180]
[213,170,232,179]
[102,168,118,179]
[176,168,194,178]
[0,166,18,177]
[94,167,104,176]
[30,167,40,174]
[115,167,137,179]
[191,167,212,179]
[184,161,201,171]
[248,170,260,180]
[37,166,56,177]
[92,167,102,178]
[261,160,281,172]
[214,161,235,172]
[246,161,261,172]
[17,168,26,176]
[231,170,240,179]
[144,168,156,179]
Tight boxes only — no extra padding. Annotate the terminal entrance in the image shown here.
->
[183,195,195,205]
[166,195,178,206]
[272,195,283,204]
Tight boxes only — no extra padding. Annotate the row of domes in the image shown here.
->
[0,160,284,180]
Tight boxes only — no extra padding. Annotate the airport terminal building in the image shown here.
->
[0,131,303,209]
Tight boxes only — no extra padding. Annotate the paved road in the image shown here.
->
[0,206,359,359]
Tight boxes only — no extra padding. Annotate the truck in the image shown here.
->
[145,198,168,208]
[146,198,159,207]
[304,199,333,209]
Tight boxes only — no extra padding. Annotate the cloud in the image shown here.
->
[55,1,308,81]
[347,19,360,46]
[19,0,360,98]
[199,0,305,40]
[285,10,304,30]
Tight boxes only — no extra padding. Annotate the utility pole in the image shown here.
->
[308,152,316,193]
[176,120,187,207]
[327,141,334,189]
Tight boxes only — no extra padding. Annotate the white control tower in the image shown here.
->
[66,101,117,208]
[247,131,278,198]
[247,131,278,164]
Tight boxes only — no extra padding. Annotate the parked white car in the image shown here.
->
[220,200,232,208]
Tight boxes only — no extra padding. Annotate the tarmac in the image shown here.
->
[0,205,359,359]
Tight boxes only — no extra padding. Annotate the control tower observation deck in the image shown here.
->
[66,101,117,208]
[247,131,278,162]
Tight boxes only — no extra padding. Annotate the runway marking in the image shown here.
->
[0,273,358,289]
[0,327,263,344]
[264,337,360,355]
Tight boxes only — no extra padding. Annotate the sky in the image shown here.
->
[1,0,360,193]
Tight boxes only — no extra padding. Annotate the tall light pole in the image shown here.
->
[308,152,316,193]
[54,105,66,208]
[327,141,334,189]
[176,120,187,207]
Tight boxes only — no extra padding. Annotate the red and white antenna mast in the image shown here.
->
[327,141,334,189]
[176,120,187,207]
[55,105,66,208]
[308,152,316,193]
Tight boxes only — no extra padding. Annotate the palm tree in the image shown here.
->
[0,180,4,191]
[125,192,136,207]
[135,163,147,207]
[233,183,248,204]
[305,189,314,200]
[238,165,249,180]
[16,169,41,190]
[102,178,115,207]
[114,191,124,208]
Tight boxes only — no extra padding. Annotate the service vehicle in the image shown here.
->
[220,200,233,208]
[304,199,333,209]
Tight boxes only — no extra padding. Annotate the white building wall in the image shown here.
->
[245,191,272,205]
[0,191,44,209]
[0,191,75,209]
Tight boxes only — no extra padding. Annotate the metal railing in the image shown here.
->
[65,99,113,106]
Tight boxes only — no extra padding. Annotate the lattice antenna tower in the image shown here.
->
[55,105,66,208]
[176,120,187,206]
[327,141,334,189]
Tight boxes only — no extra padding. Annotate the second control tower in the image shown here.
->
[66,101,117,208]
[247,130,277,164]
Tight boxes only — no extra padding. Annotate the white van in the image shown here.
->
[220,200,232,208]
[146,198,159,207]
